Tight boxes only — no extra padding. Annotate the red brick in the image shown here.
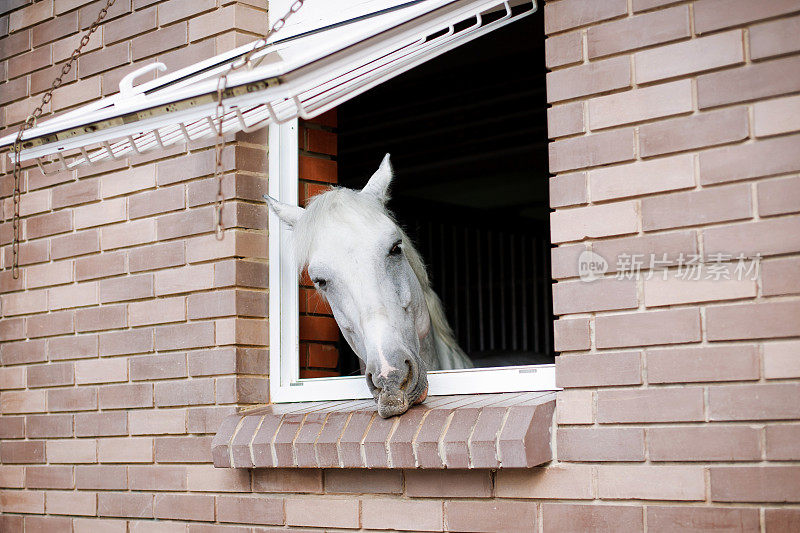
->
[694,0,800,34]
[750,14,800,60]
[640,107,748,157]
[545,30,582,68]
[557,352,642,388]
[710,466,800,502]
[217,495,283,525]
[697,55,800,109]
[596,308,701,348]
[550,200,638,243]
[446,500,536,532]
[543,504,643,533]
[647,506,759,533]
[710,383,800,421]
[546,56,631,104]
[544,0,627,34]
[758,176,800,217]
[558,427,645,462]
[98,492,154,519]
[649,425,762,462]
[598,387,704,423]
[27,361,74,387]
[647,345,759,383]
[363,498,444,531]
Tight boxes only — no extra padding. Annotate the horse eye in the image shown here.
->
[389,241,402,256]
[312,278,327,289]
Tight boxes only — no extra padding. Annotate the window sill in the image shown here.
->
[211,391,555,469]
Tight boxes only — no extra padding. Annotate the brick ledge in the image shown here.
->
[212,392,555,469]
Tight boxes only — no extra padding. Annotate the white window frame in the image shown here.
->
[268,119,556,404]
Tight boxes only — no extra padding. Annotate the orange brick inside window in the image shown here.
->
[298,110,340,378]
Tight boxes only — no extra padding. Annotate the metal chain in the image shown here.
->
[9,0,116,279]
[213,0,305,240]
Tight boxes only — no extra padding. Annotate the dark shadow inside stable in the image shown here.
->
[335,5,552,375]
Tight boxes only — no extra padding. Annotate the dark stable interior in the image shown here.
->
[335,5,552,376]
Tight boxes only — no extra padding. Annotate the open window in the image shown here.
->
[270,0,554,403]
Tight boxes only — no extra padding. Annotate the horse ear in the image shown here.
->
[361,153,393,203]
[263,195,304,227]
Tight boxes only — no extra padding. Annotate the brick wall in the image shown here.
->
[0,0,799,531]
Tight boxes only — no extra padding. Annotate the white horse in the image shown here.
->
[265,154,472,417]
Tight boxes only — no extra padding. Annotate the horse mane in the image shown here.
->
[292,187,466,360]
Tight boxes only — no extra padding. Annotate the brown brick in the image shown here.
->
[0,318,26,342]
[130,352,187,381]
[546,56,631,103]
[557,352,642,388]
[1,389,47,414]
[635,30,744,84]
[26,261,74,289]
[549,172,587,208]
[48,386,98,412]
[766,425,800,460]
[545,30,582,68]
[129,241,185,272]
[100,274,154,303]
[558,427,645,462]
[26,465,73,489]
[588,5,689,59]
[26,210,73,239]
[589,80,692,131]
[0,440,45,463]
[596,308,701,348]
[217,495,283,525]
[763,256,800,297]
[553,278,637,315]
[98,328,153,356]
[1,290,47,315]
[590,153,694,202]
[75,357,128,385]
[154,322,215,351]
[155,436,212,463]
[7,45,51,79]
[764,341,800,379]
[754,94,800,138]
[129,185,185,219]
[543,504,644,533]
[98,492,154,519]
[132,21,187,60]
[550,200,638,243]
[363,498,444,531]
[155,379,214,407]
[75,252,126,281]
[643,184,752,231]
[750,14,800,61]
[52,230,100,259]
[2,339,46,365]
[644,272,756,307]
[694,0,800,34]
[0,490,45,514]
[130,409,186,436]
[77,41,129,78]
[76,465,126,490]
[640,107,748,157]
[75,304,126,333]
[647,345,759,383]
[98,383,152,409]
[710,466,800,502]
[48,335,98,361]
[154,264,214,296]
[0,30,31,61]
[319,469,398,494]
[446,500,536,532]
[598,465,705,500]
[98,436,153,463]
[598,387,704,423]
[129,296,185,326]
[698,55,800,109]
[758,176,800,218]
[26,414,73,438]
[707,301,800,341]
[704,217,800,260]
[710,383,800,421]
[649,425,761,461]
[27,361,74,388]
[544,0,627,34]
[75,411,127,437]
[101,219,156,250]
[647,506,759,533]
[47,439,96,464]
[46,491,96,516]
[188,4,268,43]
[103,6,156,44]
[100,166,155,199]
[49,283,99,310]
[495,465,594,499]
[0,367,25,390]
[52,179,99,210]
[285,497,358,528]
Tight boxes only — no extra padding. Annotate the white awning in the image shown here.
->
[0,0,536,175]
